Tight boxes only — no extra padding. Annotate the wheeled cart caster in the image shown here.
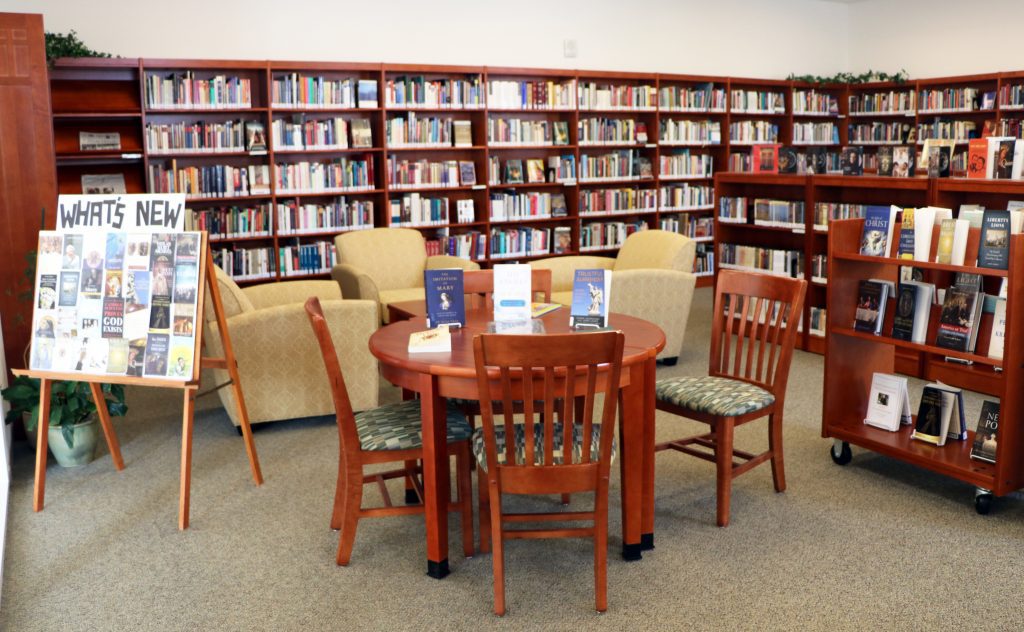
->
[975,488,993,515]
[830,440,852,465]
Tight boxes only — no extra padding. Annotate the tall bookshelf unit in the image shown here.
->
[823,218,1024,511]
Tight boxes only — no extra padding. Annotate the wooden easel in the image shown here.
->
[16,232,262,529]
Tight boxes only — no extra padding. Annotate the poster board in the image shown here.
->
[29,194,202,383]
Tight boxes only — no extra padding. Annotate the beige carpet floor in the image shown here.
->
[3,287,1024,631]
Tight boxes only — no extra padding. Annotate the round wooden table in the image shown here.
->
[370,303,665,578]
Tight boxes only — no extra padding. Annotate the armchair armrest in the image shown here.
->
[426,256,481,271]
[610,269,696,361]
[211,299,380,425]
[532,256,615,292]
[331,263,380,304]
[243,280,342,310]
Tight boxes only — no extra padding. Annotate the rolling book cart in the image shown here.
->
[822,217,1023,513]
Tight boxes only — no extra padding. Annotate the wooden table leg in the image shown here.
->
[618,361,645,561]
[33,378,52,512]
[641,352,657,550]
[89,383,124,471]
[419,373,450,579]
[179,389,196,530]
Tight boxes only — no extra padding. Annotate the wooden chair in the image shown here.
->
[472,330,625,615]
[304,297,475,565]
[654,270,807,527]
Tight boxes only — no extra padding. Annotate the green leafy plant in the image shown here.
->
[787,70,909,85]
[2,377,127,448]
[45,30,111,63]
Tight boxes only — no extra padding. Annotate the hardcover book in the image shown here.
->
[892,146,915,177]
[859,205,898,257]
[988,298,1007,360]
[896,208,915,259]
[424,269,465,328]
[751,144,779,174]
[504,159,524,184]
[877,146,894,176]
[570,268,612,329]
[526,159,546,183]
[890,283,917,341]
[453,120,472,147]
[970,401,1000,463]
[551,194,568,218]
[806,147,828,175]
[553,121,570,145]
[777,146,798,174]
[459,160,476,186]
[977,209,1010,269]
[350,119,373,148]
[912,386,946,445]
[994,139,1015,178]
[357,80,378,108]
[934,218,956,264]
[934,286,982,352]
[840,146,864,176]
[493,264,532,322]
[966,138,989,179]
[553,226,571,253]
[854,280,888,334]
[245,121,267,152]
[863,372,912,432]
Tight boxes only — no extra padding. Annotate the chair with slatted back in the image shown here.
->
[654,270,806,527]
[304,297,475,565]
[472,330,625,615]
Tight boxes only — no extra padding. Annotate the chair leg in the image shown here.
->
[489,480,506,616]
[330,453,347,530]
[336,465,364,565]
[715,418,735,528]
[403,459,419,505]
[456,442,475,558]
[769,413,786,493]
[594,480,609,613]
[478,467,491,554]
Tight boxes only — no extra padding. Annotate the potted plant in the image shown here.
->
[2,376,127,467]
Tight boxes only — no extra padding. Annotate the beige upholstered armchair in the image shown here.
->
[204,266,380,426]
[532,230,697,364]
[330,227,480,322]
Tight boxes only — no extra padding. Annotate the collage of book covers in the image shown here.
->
[31,229,201,380]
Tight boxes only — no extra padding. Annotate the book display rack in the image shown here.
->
[823,218,1023,511]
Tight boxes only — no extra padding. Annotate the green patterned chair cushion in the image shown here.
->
[355,401,472,451]
[472,423,616,471]
[655,376,775,417]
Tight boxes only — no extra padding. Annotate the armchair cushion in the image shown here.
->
[531,256,615,294]
[613,230,696,273]
[244,280,342,310]
[655,376,775,417]
[608,269,696,360]
[356,400,472,451]
[472,423,616,471]
[335,227,427,291]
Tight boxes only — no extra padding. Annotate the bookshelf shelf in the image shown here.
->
[830,327,1004,368]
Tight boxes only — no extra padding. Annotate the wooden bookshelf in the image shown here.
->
[823,218,1024,509]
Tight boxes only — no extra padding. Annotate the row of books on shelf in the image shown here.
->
[864,372,999,463]
[730,145,839,174]
[272,117,373,150]
[487,118,570,146]
[854,272,1006,358]
[425,231,485,260]
[384,76,483,109]
[145,72,253,109]
[486,80,574,110]
[658,119,721,144]
[488,156,573,185]
[388,195,474,227]
[148,163,272,198]
[279,241,337,276]
[271,74,378,109]
[966,136,1024,179]
[489,192,564,221]
[579,221,647,251]
[718,244,804,278]
[579,189,654,215]
[659,215,714,240]
[858,204,1023,268]
[718,197,806,230]
[384,114,472,147]
[185,200,377,238]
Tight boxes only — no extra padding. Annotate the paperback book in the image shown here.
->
[854,280,888,334]
[877,146,894,177]
[977,209,1010,270]
[859,205,898,257]
[424,269,465,328]
[569,268,612,329]
[840,146,864,176]
[863,372,912,431]
[970,400,1000,463]
[934,285,984,353]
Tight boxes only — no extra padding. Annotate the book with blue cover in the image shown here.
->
[859,205,898,257]
[977,209,1010,270]
[424,269,465,328]
[569,269,612,329]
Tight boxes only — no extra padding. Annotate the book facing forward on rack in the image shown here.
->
[863,372,912,432]
[424,269,465,328]
[892,146,915,177]
[989,298,1007,360]
[840,146,864,176]
[934,282,984,353]
[891,280,933,344]
[970,400,1000,463]
[977,209,1010,270]
[854,280,888,334]
[493,264,532,322]
[859,205,898,257]
[570,268,612,329]
[912,383,966,446]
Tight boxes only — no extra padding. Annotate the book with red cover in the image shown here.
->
[966,138,989,179]
[751,144,780,174]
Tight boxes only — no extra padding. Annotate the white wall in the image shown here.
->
[847,0,1023,78]
[5,0,849,78]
